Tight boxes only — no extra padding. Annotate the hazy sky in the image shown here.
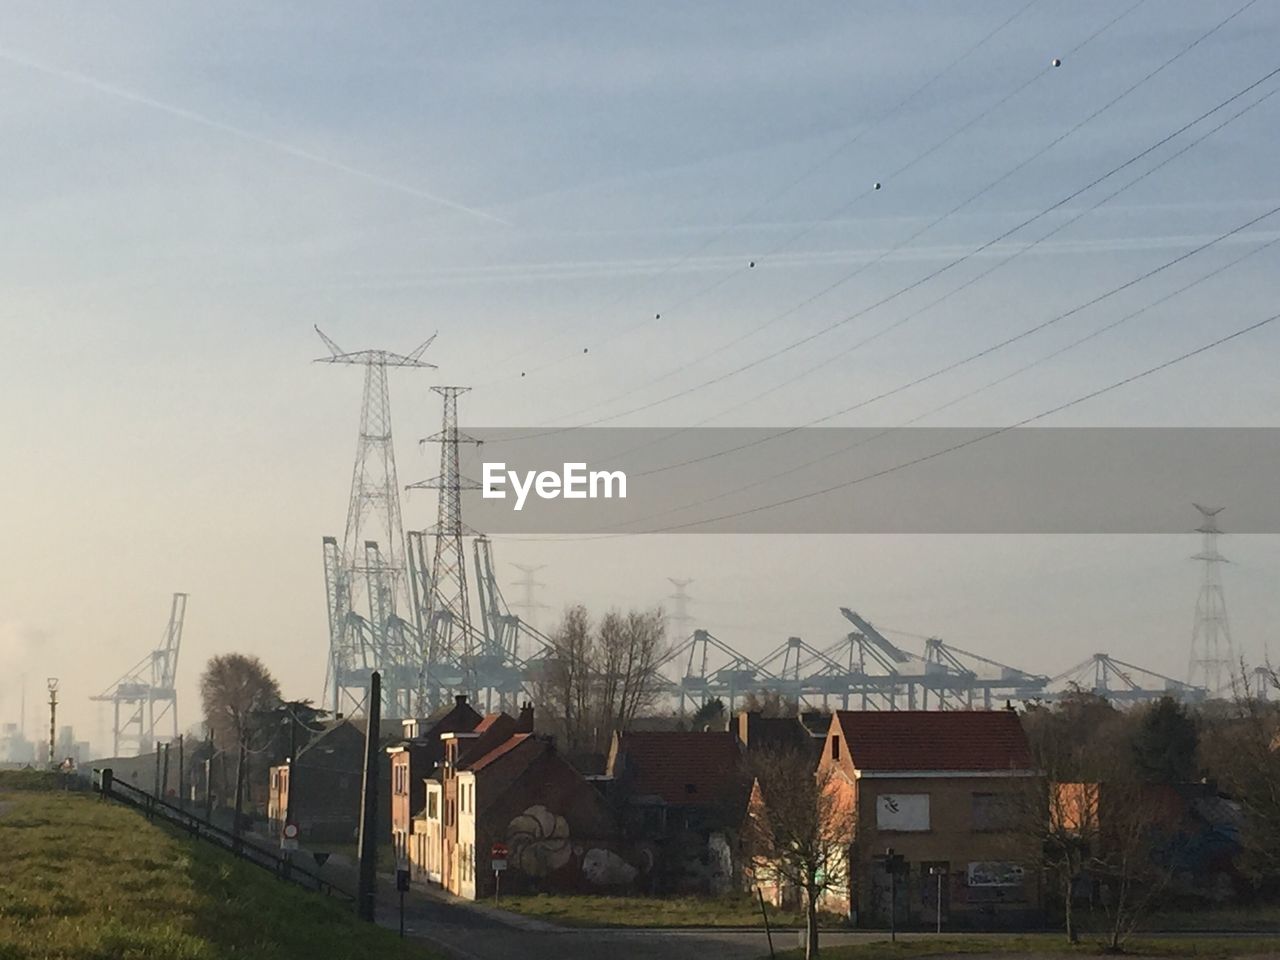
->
[2,2,1279,751]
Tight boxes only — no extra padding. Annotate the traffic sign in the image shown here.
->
[491,841,508,857]
[283,823,300,840]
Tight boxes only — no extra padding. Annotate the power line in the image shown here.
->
[646,309,1280,533]
[617,76,1280,480]
[616,225,1280,530]
[474,0,1048,382]
[505,0,1258,439]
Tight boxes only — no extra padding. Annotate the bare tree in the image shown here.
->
[535,605,594,752]
[200,654,280,803]
[536,605,669,753]
[1203,664,1280,889]
[601,608,667,734]
[743,745,854,960]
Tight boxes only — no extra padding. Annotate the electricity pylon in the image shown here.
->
[407,386,481,709]
[316,326,435,715]
[1188,504,1234,694]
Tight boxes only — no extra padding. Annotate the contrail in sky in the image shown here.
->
[0,46,510,226]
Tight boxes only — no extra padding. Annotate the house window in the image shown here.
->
[831,736,841,761]
[427,793,439,819]
[971,792,1016,832]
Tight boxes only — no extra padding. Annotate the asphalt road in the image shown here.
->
[373,879,1280,960]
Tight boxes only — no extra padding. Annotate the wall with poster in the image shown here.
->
[875,793,930,831]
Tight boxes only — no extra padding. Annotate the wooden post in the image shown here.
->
[757,887,775,959]
[232,735,246,850]
[161,742,170,801]
[357,672,382,922]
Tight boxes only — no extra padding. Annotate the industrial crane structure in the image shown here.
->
[91,592,188,756]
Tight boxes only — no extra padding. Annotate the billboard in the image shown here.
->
[967,861,1025,887]
[875,793,930,831]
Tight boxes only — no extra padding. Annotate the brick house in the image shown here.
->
[386,695,483,864]
[818,710,1043,929]
[410,705,627,899]
[606,730,749,893]
[1054,780,1243,899]
[267,717,390,844]
[410,707,528,887]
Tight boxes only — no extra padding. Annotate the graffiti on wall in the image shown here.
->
[508,805,572,876]
[505,804,643,887]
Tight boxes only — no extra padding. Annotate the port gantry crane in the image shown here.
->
[91,592,188,756]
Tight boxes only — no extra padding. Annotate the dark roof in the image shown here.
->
[833,710,1033,772]
[295,717,366,762]
[469,733,534,772]
[610,731,743,805]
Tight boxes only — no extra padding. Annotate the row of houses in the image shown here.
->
[263,701,1240,928]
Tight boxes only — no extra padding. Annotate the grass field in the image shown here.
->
[493,891,842,928]
[0,775,441,960]
[773,936,1280,959]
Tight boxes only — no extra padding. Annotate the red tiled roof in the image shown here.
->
[468,733,534,772]
[472,713,505,734]
[611,731,743,805]
[834,710,1033,772]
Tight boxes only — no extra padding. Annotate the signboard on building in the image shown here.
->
[876,793,930,831]
[967,861,1025,887]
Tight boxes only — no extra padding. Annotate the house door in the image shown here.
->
[869,856,911,926]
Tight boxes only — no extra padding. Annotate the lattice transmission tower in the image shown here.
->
[408,386,481,709]
[510,564,549,632]
[667,578,695,639]
[316,327,435,716]
[1188,503,1235,694]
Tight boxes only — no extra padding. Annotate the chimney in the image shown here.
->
[517,702,535,733]
[455,694,468,708]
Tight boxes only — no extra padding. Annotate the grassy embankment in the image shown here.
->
[0,770,440,960]
[774,937,1280,959]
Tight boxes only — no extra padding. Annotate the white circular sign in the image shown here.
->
[283,823,299,840]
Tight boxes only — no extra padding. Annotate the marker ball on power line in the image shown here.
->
[749,261,756,268]
[1051,58,1061,67]
[873,181,882,190]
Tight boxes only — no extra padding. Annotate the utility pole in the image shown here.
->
[161,742,170,800]
[232,735,246,850]
[176,735,185,808]
[357,672,383,922]
[46,678,58,768]
[203,730,215,820]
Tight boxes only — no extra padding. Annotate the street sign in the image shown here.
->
[396,867,411,892]
[281,822,299,851]
[491,841,509,872]
[492,858,508,872]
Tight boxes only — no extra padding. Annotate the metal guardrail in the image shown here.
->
[93,767,355,904]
